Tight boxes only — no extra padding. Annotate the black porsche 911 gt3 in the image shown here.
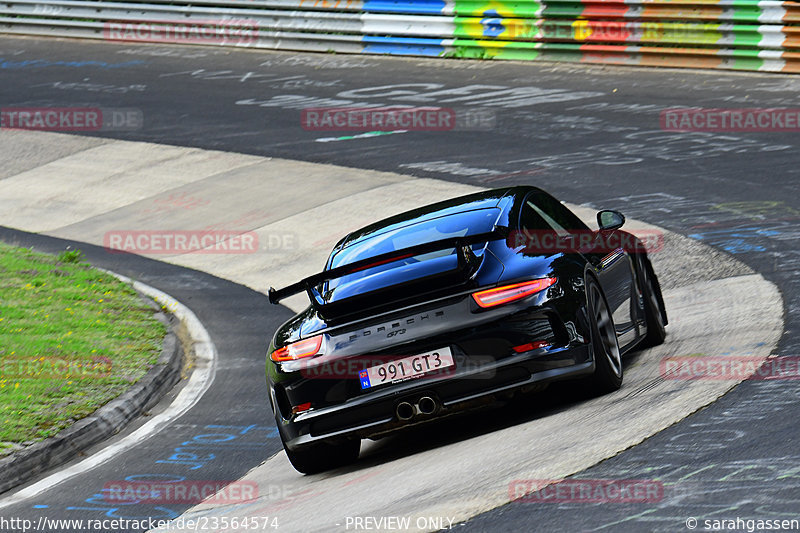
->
[267,186,667,474]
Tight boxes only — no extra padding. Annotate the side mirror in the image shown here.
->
[597,210,625,231]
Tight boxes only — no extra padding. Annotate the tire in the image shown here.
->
[282,435,360,475]
[586,277,623,394]
[640,261,667,348]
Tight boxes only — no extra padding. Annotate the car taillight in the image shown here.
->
[472,278,558,308]
[271,335,323,362]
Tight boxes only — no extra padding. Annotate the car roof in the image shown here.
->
[332,186,545,254]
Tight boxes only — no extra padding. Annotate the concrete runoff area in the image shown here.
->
[0,130,783,532]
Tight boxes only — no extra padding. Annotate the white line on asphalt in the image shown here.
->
[315,130,408,142]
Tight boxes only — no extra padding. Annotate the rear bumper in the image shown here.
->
[274,343,593,450]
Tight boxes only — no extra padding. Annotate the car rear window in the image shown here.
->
[329,208,501,271]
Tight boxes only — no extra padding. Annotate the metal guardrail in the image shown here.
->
[1,0,798,72]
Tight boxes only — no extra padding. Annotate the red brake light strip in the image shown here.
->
[472,278,557,308]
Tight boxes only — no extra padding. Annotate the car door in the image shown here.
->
[522,192,638,347]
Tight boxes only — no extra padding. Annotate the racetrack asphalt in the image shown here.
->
[0,35,798,532]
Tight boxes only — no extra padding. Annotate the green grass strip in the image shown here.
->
[0,243,166,455]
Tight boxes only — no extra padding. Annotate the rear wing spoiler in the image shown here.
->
[268,229,505,306]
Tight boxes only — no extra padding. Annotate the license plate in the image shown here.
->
[359,347,454,389]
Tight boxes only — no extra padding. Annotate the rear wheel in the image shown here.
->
[282,434,360,475]
[586,278,623,394]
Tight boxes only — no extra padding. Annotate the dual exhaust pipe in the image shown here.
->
[396,396,438,421]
